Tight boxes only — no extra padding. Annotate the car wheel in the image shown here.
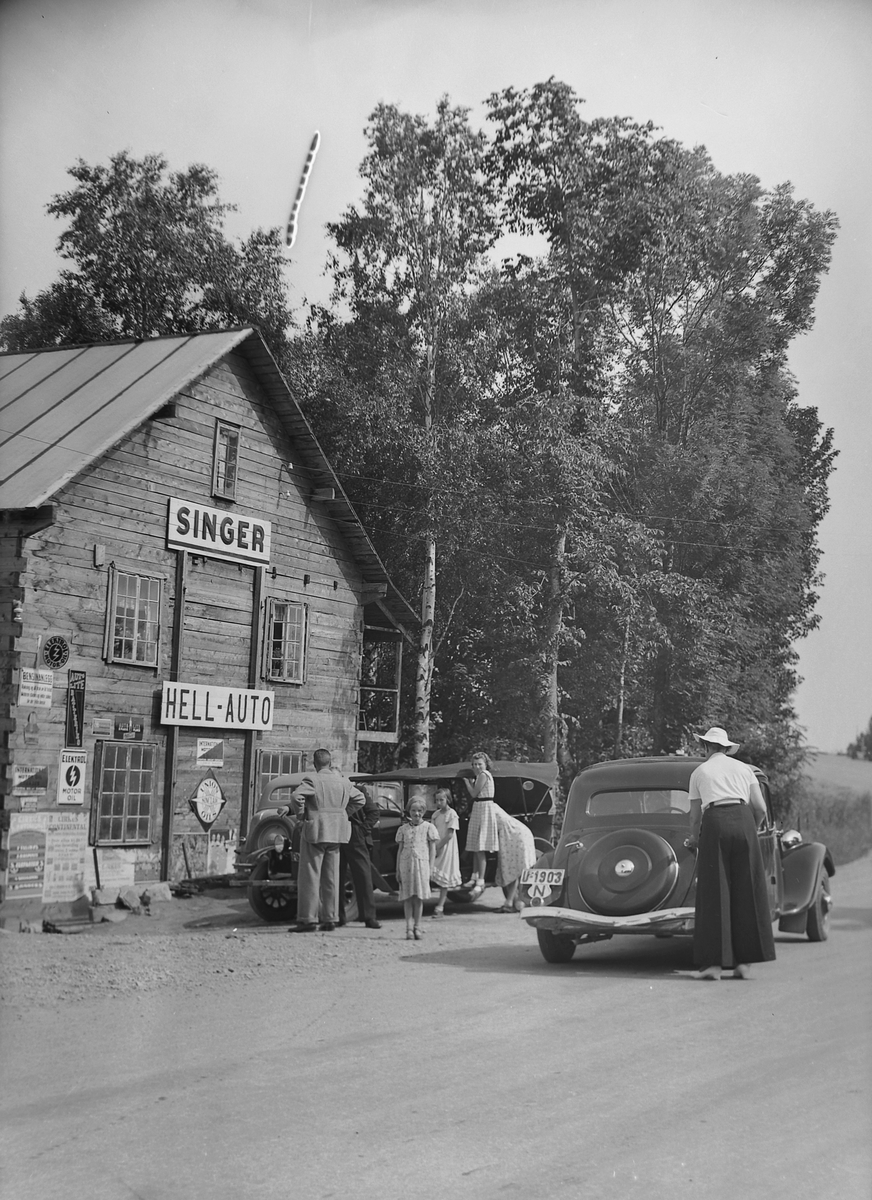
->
[806,869,831,942]
[537,928,576,963]
[247,858,297,923]
[574,829,678,915]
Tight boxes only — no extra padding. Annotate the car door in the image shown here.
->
[756,781,782,917]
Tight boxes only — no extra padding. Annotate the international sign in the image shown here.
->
[58,750,87,805]
[161,682,274,731]
[166,497,271,566]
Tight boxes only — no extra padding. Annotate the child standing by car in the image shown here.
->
[395,797,439,939]
[430,787,461,917]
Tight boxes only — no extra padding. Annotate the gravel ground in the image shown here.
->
[0,890,518,1012]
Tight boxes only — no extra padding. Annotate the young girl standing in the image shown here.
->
[462,751,498,897]
[395,797,439,939]
[429,787,461,917]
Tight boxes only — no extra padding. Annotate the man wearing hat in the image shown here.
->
[685,727,776,980]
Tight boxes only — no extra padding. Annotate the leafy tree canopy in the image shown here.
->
[0,151,294,358]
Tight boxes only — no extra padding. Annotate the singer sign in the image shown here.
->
[167,498,271,566]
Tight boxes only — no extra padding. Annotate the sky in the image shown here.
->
[1,0,870,753]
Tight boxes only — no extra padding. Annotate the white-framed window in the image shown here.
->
[90,741,156,845]
[255,748,305,808]
[212,420,240,500]
[265,599,308,683]
[105,567,162,666]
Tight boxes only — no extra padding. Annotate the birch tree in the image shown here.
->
[326,98,496,765]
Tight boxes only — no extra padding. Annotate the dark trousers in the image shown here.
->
[338,831,376,923]
[693,804,776,969]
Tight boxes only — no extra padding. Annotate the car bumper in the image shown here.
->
[520,904,695,936]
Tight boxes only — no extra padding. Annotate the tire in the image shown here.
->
[247,857,297,923]
[806,869,831,942]
[537,928,577,963]
[574,829,678,915]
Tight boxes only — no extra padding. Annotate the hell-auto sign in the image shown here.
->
[167,498,271,566]
[161,682,274,731]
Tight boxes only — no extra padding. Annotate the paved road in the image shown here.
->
[2,855,870,1200]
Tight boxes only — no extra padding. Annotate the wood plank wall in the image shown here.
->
[6,351,366,879]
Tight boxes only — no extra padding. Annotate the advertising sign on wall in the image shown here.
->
[42,812,89,902]
[166,497,271,566]
[57,750,87,805]
[12,764,49,795]
[65,670,86,747]
[161,682,274,730]
[17,668,53,708]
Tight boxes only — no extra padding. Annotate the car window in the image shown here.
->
[364,781,404,817]
[588,789,690,815]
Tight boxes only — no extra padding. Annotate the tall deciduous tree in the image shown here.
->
[0,151,294,360]
[325,98,496,766]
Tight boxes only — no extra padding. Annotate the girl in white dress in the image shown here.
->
[395,797,439,939]
[462,751,498,895]
[430,787,461,917]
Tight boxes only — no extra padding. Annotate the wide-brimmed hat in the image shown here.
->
[697,726,741,755]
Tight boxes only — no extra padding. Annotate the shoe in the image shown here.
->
[691,966,721,981]
[733,964,751,980]
[290,923,318,933]
[497,904,514,913]
[431,909,444,919]
[364,919,382,929]
[413,926,423,940]
[336,917,347,927]
[319,922,335,931]
[406,929,414,940]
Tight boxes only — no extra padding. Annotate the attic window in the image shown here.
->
[212,421,239,500]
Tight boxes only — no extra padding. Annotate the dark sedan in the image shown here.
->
[519,756,834,963]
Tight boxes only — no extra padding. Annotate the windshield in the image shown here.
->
[587,789,690,816]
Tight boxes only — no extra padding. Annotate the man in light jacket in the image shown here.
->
[285,748,365,932]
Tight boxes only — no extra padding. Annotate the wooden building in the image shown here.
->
[0,328,413,907]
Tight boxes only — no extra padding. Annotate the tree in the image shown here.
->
[0,151,294,362]
[323,98,497,766]
[847,719,872,761]
[485,79,838,789]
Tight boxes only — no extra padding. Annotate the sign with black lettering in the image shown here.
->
[58,750,87,805]
[167,497,271,566]
[161,682,274,731]
[65,670,86,747]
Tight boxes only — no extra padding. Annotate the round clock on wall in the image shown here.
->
[42,635,70,670]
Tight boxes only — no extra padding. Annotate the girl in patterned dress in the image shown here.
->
[395,797,439,939]
[462,751,499,896]
[430,787,461,917]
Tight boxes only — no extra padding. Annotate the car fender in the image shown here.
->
[780,841,834,917]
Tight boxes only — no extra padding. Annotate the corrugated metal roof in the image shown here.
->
[0,327,416,633]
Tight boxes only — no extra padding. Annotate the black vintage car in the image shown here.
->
[519,756,835,963]
[237,761,557,922]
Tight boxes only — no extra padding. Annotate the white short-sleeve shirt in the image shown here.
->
[687,753,764,809]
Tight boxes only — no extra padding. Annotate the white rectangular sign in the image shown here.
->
[18,668,53,708]
[57,750,87,805]
[161,682,274,730]
[167,498,271,565]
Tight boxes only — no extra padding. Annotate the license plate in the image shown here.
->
[521,868,564,887]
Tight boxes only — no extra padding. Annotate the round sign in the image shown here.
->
[42,635,70,669]
[193,777,225,825]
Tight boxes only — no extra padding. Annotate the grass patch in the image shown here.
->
[784,785,872,868]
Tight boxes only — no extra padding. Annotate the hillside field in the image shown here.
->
[803,752,872,795]
[793,753,872,867]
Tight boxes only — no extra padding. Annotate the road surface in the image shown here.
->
[2,854,869,1200]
